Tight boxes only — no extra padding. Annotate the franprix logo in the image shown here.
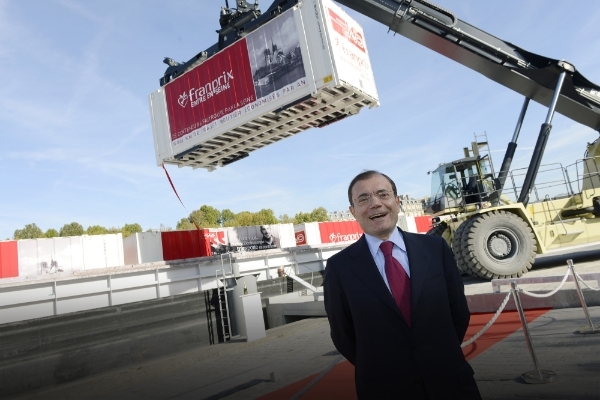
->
[328,8,366,53]
[178,70,235,108]
[178,92,189,107]
[295,233,305,244]
[329,232,361,243]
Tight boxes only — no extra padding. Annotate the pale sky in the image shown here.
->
[1,0,599,240]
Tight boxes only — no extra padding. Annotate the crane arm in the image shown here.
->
[335,0,600,131]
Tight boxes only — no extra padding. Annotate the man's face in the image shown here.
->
[260,226,271,239]
[349,174,400,241]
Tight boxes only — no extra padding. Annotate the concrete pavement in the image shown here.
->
[11,306,600,400]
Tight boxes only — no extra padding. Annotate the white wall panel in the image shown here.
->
[58,293,109,314]
[111,287,156,306]
[111,271,156,290]
[0,302,54,324]
[160,280,198,297]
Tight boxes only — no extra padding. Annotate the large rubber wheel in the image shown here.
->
[462,211,536,279]
[452,220,475,275]
[426,222,447,237]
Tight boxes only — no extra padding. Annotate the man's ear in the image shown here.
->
[349,205,356,218]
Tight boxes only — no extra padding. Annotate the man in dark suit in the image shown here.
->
[324,170,481,399]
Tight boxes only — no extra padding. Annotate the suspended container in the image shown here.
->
[149,0,379,170]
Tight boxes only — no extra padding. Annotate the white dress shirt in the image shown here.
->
[364,228,411,293]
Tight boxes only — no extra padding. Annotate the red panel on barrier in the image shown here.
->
[414,216,433,233]
[161,230,212,261]
[319,221,363,244]
[0,241,19,278]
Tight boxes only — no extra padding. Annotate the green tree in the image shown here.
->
[59,222,85,237]
[87,225,108,235]
[252,208,278,225]
[106,226,121,234]
[45,228,59,238]
[233,211,254,226]
[121,223,142,238]
[293,211,312,224]
[279,214,294,224]
[221,209,236,227]
[14,223,45,240]
[310,207,329,222]
[293,207,329,224]
[176,218,195,231]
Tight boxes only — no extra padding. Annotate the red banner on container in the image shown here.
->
[165,39,257,145]
[319,221,363,244]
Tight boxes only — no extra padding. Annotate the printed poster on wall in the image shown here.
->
[164,9,307,149]
[206,225,282,255]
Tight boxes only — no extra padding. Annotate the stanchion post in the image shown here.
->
[567,259,600,334]
[510,281,557,384]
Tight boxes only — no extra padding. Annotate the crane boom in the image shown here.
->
[161,0,600,131]
[336,0,600,130]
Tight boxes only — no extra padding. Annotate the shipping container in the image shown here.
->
[149,0,379,170]
[293,222,321,246]
[0,241,18,279]
[123,232,164,265]
[161,230,212,261]
[318,220,363,244]
[16,234,125,279]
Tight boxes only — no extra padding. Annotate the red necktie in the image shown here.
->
[380,241,411,328]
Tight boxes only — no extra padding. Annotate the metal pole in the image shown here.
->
[567,259,600,334]
[510,281,556,383]
[518,70,569,205]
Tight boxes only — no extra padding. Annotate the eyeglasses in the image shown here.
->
[353,190,394,207]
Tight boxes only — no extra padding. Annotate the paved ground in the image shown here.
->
[9,245,600,400]
[11,306,600,400]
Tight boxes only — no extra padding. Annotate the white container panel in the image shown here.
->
[0,301,54,324]
[123,234,140,265]
[54,237,76,273]
[277,224,297,249]
[138,232,163,264]
[68,236,85,273]
[319,0,378,100]
[58,293,109,315]
[17,240,38,278]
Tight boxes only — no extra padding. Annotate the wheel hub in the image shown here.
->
[488,233,512,258]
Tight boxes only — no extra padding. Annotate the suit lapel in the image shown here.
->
[347,235,403,319]
[401,229,430,313]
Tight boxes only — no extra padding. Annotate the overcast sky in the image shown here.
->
[1,0,599,240]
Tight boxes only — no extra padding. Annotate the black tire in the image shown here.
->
[451,220,473,275]
[462,211,536,279]
[426,222,447,237]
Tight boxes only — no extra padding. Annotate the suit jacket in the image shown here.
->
[324,228,480,400]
